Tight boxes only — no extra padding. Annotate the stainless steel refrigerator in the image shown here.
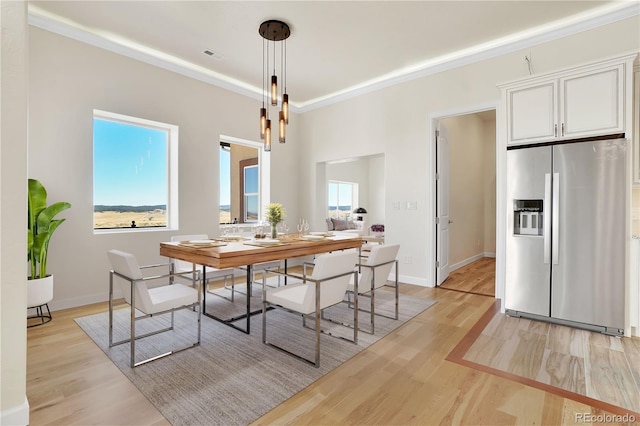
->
[505,137,626,336]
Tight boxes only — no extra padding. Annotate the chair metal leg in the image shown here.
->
[314,279,321,367]
[109,263,201,368]
[109,271,114,346]
[370,269,376,334]
[130,282,136,368]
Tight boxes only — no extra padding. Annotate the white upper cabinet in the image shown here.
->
[560,65,623,139]
[501,54,635,147]
[507,81,557,144]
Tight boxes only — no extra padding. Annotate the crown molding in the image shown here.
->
[27,5,266,105]
[28,2,639,114]
[296,1,640,112]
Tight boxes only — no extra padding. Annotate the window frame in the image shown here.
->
[327,180,359,220]
[93,109,179,234]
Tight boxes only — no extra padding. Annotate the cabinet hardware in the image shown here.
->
[561,123,565,137]
[554,124,558,137]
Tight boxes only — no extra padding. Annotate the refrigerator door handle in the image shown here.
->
[544,173,552,264]
[552,172,560,265]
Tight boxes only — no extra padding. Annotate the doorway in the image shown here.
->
[435,109,497,297]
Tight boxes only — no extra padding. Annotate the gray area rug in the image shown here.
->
[75,288,435,425]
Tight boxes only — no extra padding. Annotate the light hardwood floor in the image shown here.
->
[27,281,636,425]
[462,312,640,415]
[439,257,495,297]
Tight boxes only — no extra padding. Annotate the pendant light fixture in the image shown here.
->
[259,20,290,149]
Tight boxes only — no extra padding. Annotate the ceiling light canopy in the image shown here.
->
[259,20,290,151]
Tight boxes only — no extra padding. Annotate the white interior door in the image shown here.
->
[436,122,450,285]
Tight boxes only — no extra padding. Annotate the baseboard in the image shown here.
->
[1,396,29,426]
[398,274,432,287]
[450,253,484,272]
[48,292,109,312]
[449,253,496,273]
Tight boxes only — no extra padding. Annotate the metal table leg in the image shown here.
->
[202,264,262,334]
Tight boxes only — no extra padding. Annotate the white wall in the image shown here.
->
[1,2,30,424]
[298,16,640,286]
[28,27,300,310]
[368,155,385,226]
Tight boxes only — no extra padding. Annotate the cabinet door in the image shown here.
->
[560,65,624,139]
[507,81,557,145]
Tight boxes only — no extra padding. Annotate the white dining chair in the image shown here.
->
[262,250,358,367]
[170,234,238,301]
[347,244,400,334]
[107,249,201,367]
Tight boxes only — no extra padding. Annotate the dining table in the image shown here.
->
[160,234,363,334]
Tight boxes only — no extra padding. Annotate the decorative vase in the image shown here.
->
[271,223,278,239]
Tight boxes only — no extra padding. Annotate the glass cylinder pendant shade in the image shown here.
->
[279,111,286,143]
[271,75,278,106]
[259,107,267,139]
[264,119,272,151]
[282,94,289,124]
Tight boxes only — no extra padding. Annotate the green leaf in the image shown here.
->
[28,179,47,233]
[27,179,71,278]
[36,202,71,233]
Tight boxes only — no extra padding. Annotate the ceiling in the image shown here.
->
[29,1,637,110]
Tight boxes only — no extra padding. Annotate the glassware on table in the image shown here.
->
[303,219,309,235]
[297,219,304,236]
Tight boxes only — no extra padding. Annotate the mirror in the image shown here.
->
[219,142,260,224]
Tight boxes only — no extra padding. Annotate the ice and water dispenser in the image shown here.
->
[513,200,543,236]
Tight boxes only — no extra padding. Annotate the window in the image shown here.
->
[219,138,266,224]
[328,180,358,219]
[93,110,178,231]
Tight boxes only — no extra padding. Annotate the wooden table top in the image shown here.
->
[160,234,363,269]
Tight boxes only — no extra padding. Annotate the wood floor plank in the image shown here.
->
[27,270,639,425]
[537,350,586,394]
[585,345,640,412]
[439,257,496,297]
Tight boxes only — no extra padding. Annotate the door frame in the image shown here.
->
[428,101,505,305]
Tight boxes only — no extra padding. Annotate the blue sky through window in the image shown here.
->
[93,118,168,206]
[220,147,230,205]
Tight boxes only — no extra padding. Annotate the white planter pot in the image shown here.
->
[27,275,53,308]
[27,275,54,327]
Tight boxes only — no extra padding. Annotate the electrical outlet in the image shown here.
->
[477,239,480,247]
[392,201,401,210]
[404,256,413,264]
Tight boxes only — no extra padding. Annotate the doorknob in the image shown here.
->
[448,220,453,224]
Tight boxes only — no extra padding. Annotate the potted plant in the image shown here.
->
[265,202,285,239]
[370,223,385,237]
[27,178,71,326]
